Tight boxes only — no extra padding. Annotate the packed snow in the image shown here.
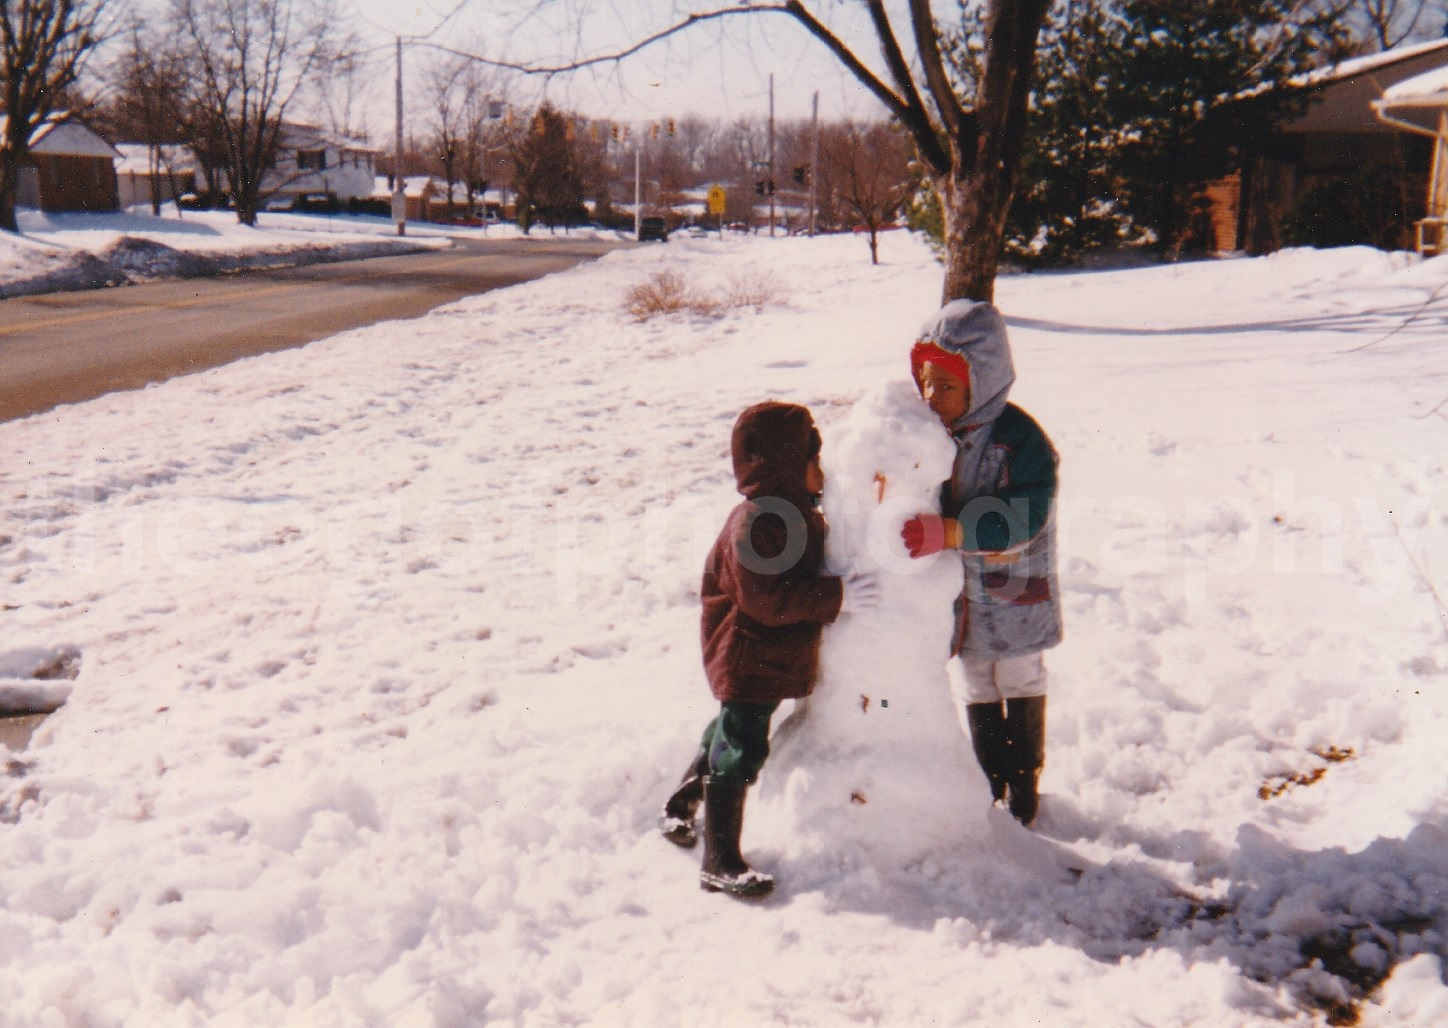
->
[2,213,1447,1026]
[752,379,983,875]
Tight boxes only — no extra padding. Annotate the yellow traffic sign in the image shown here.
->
[706,185,726,215]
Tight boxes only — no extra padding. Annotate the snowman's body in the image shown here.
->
[753,381,988,875]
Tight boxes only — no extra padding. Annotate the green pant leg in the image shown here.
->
[698,714,719,752]
[706,701,780,784]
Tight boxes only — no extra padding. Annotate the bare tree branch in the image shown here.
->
[906,0,965,141]
[420,0,1050,301]
[778,0,952,174]
[862,1,931,121]
[426,4,791,75]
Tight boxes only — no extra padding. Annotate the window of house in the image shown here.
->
[296,149,327,171]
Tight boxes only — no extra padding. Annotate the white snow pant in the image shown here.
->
[948,652,1048,706]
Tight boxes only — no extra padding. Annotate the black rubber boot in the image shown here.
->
[1004,696,1047,826]
[965,702,1009,803]
[658,748,710,848]
[699,776,774,899]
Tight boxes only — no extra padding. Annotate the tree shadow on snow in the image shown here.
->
[1003,307,1443,342]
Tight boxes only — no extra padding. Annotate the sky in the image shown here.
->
[2,207,1447,1023]
[340,0,894,140]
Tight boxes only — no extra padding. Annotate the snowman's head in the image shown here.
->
[827,381,957,507]
[820,380,959,578]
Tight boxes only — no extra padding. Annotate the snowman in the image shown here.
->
[752,380,990,878]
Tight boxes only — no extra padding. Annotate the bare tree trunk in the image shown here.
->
[0,154,21,233]
[438,1,1050,301]
[938,0,1049,303]
[0,0,112,233]
[939,169,1005,303]
[782,0,1050,303]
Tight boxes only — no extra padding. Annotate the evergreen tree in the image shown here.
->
[1107,0,1342,255]
[981,0,1346,264]
[1005,0,1134,264]
[510,102,586,233]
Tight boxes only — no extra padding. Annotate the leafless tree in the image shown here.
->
[822,119,917,263]
[108,19,193,216]
[461,86,508,215]
[433,1,1051,301]
[1350,0,1438,49]
[779,0,1050,300]
[428,56,472,216]
[171,0,338,225]
[310,30,370,142]
[0,0,113,232]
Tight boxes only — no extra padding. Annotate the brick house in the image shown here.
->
[1214,39,1448,253]
[7,116,121,213]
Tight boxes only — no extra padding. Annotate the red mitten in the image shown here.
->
[901,514,961,558]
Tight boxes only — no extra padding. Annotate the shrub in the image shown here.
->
[721,270,787,312]
[623,271,788,322]
[624,270,710,320]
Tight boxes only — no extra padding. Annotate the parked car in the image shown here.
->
[638,216,669,242]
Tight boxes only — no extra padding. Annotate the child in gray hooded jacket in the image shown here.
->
[900,300,1062,825]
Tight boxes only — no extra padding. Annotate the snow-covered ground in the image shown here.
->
[0,207,547,298]
[1,214,1446,1025]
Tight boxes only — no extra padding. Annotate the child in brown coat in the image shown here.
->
[659,401,879,898]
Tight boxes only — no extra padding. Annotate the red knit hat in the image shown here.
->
[910,339,971,388]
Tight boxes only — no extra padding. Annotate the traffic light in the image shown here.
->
[755,180,765,196]
[793,165,809,186]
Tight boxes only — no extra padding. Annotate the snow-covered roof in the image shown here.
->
[0,115,120,159]
[113,143,198,175]
[282,121,375,153]
[370,175,438,200]
[1373,64,1448,135]
[1381,65,1448,105]
[1302,37,1448,88]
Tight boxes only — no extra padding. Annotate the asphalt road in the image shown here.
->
[0,236,625,423]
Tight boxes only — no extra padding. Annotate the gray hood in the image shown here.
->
[916,300,1016,431]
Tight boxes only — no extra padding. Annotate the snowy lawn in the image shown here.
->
[1,226,1446,1025]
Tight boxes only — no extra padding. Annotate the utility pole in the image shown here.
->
[393,37,406,236]
[768,74,776,238]
[634,144,642,238]
[809,91,819,238]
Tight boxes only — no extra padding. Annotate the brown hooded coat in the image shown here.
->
[700,403,844,704]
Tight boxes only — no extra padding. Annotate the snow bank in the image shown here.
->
[0,209,481,298]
